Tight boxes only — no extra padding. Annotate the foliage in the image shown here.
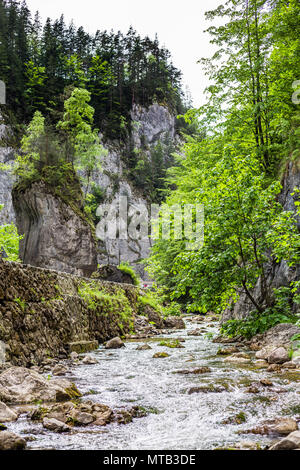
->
[146,0,300,322]
[0,205,22,262]
[78,281,134,331]
[138,285,182,318]
[221,287,298,339]
[118,262,140,287]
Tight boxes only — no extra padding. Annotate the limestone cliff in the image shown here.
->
[12,181,98,277]
[0,104,178,277]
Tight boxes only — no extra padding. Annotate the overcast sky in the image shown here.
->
[25,0,223,107]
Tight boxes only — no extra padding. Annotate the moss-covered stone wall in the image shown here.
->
[0,259,139,366]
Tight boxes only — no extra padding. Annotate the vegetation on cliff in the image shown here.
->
[146,0,300,336]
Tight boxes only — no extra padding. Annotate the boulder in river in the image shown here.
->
[267,347,289,364]
[0,431,27,450]
[0,367,81,404]
[43,417,71,433]
[163,317,185,330]
[105,337,125,349]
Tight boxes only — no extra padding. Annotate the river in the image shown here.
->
[8,315,300,450]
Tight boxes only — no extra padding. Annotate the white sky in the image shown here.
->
[25,0,223,107]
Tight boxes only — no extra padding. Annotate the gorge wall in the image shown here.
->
[0,104,177,278]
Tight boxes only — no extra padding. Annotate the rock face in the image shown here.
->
[0,258,162,366]
[222,161,300,323]
[0,117,15,225]
[1,104,178,278]
[12,181,97,277]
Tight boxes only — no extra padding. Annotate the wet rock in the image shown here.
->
[141,305,164,329]
[153,352,170,358]
[0,401,18,422]
[0,367,81,404]
[69,409,95,426]
[42,417,71,433]
[52,365,69,376]
[105,337,125,349]
[282,361,297,369]
[188,385,226,394]
[245,418,298,436]
[245,385,260,394]
[81,356,98,365]
[254,359,268,368]
[0,431,27,450]
[250,343,261,351]
[221,412,247,425]
[176,367,211,375]
[224,356,251,364]
[269,430,300,450]
[267,364,282,372]
[217,346,239,355]
[163,317,185,330]
[255,345,276,360]
[237,440,260,450]
[212,335,239,344]
[136,344,152,351]
[187,329,202,336]
[267,347,289,364]
[70,352,79,361]
[260,379,273,387]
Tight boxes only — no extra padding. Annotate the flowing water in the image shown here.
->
[9,316,300,450]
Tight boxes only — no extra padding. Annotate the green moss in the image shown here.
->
[118,262,140,286]
[78,281,134,331]
[14,163,96,239]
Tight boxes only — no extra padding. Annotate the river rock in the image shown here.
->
[217,346,239,355]
[255,345,277,360]
[254,359,268,368]
[105,337,125,349]
[176,367,211,374]
[0,367,81,404]
[81,356,98,365]
[69,409,95,425]
[224,356,251,364]
[136,344,152,350]
[163,317,185,330]
[267,347,289,364]
[188,385,225,394]
[0,401,18,422]
[153,352,170,358]
[245,418,298,436]
[269,430,300,450]
[187,329,202,336]
[42,417,71,433]
[52,365,69,376]
[0,431,27,450]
